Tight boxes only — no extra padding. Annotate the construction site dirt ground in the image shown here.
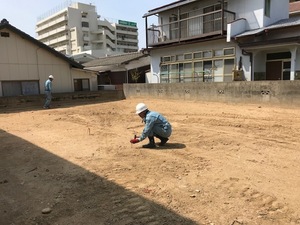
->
[1,97,300,225]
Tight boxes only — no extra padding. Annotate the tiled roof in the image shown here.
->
[83,52,147,67]
[235,16,300,38]
[83,51,150,72]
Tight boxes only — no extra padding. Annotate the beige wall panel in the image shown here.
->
[71,69,98,91]
[0,65,10,80]
[12,31,38,61]
[0,32,9,63]
[8,64,20,80]
[0,30,39,80]
[37,49,64,65]
[27,64,39,80]
[38,64,72,93]
[0,63,38,81]
[18,42,38,65]
[18,64,39,80]
[5,32,19,63]
[1,28,97,94]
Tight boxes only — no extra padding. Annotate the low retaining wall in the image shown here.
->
[123,81,300,105]
[0,90,125,108]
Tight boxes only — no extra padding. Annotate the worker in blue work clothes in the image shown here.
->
[130,103,172,148]
[43,75,54,109]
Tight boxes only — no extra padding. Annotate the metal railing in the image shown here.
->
[147,10,235,46]
[160,70,216,83]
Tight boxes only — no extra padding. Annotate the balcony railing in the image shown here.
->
[147,10,235,47]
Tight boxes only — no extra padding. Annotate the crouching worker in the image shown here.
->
[130,103,172,148]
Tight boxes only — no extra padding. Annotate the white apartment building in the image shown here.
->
[36,2,138,61]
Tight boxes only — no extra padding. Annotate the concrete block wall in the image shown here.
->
[123,81,300,106]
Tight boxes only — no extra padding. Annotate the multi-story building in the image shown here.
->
[36,2,138,61]
[143,0,300,83]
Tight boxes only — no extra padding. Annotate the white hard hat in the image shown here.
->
[136,103,148,114]
[49,75,54,79]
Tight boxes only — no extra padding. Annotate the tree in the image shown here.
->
[130,69,141,83]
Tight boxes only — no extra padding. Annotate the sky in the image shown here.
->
[0,0,175,49]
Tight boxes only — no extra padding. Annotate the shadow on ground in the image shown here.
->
[158,143,186,150]
[0,98,122,114]
[0,129,199,225]
[137,143,186,151]
[0,91,124,114]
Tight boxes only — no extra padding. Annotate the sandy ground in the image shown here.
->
[0,97,300,225]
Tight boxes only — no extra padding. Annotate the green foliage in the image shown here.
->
[130,69,141,83]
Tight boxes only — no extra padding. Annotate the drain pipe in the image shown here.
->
[152,72,160,83]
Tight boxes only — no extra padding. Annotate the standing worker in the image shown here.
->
[43,75,54,109]
[130,103,172,148]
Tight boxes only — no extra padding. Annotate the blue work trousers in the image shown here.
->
[44,91,52,108]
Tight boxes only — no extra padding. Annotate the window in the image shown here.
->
[82,22,89,28]
[0,32,9,37]
[265,0,271,17]
[81,12,88,18]
[170,64,179,83]
[224,58,235,82]
[2,81,39,96]
[224,48,235,56]
[203,3,223,33]
[162,56,171,62]
[267,52,291,60]
[160,65,169,83]
[194,61,203,82]
[176,54,184,61]
[203,50,212,58]
[160,47,235,83]
[214,49,223,57]
[169,14,179,40]
[213,59,224,82]
[74,79,90,91]
[184,53,192,60]
[193,52,202,59]
[181,63,193,82]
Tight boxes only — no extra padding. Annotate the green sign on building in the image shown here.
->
[118,20,137,27]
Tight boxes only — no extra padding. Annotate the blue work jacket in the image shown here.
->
[139,111,172,141]
[45,79,52,92]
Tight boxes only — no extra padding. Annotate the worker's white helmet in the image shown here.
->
[136,103,148,114]
[49,75,54,79]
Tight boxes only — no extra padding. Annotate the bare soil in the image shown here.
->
[1,98,300,225]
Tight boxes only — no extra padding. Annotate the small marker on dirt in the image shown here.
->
[88,127,90,135]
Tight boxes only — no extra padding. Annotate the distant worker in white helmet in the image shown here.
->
[43,75,54,109]
[130,103,172,148]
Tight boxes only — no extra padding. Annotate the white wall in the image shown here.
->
[235,47,252,81]
[228,0,289,30]
[264,0,289,27]
[229,0,264,29]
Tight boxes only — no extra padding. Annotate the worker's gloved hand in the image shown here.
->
[130,138,140,144]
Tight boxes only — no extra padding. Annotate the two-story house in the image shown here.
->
[143,0,299,83]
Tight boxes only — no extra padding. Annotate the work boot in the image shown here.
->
[155,135,169,146]
[142,136,156,148]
